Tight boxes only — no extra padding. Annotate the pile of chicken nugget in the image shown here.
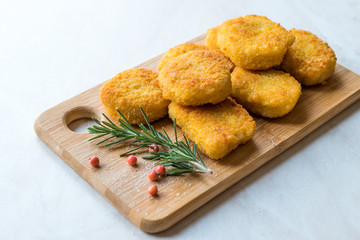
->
[100,15,337,160]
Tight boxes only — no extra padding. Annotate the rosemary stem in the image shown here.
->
[87,107,212,176]
[191,161,213,174]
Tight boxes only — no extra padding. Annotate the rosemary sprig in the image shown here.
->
[87,107,212,176]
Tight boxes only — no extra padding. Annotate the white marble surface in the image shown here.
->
[1,0,360,239]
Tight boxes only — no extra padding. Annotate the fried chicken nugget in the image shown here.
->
[205,26,219,49]
[158,43,209,72]
[158,50,234,106]
[231,67,301,118]
[100,68,170,124]
[281,29,337,86]
[216,15,295,70]
[168,98,256,159]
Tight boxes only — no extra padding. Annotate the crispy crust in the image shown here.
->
[281,29,337,86]
[231,67,301,118]
[168,98,256,159]
[205,26,220,49]
[216,15,295,70]
[100,68,170,124]
[158,50,233,106]
[157,43,209,72]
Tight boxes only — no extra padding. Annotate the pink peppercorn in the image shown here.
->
[148,170,159,181]
[149,144,159,152]
[90,156,100,167]
[148,185,158,196]
[127,155,137,166]
[156,165,166,176]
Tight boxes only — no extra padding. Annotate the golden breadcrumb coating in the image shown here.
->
[281,29,337,86]
[205,26,219,49]
[216,15,295,70]
[231,67,301,118]
[158,50,234,106]
[168,98,256,159]
[158,43,209,72]
[100,68,170,124]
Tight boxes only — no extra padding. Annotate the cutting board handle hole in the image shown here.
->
[64,106,101,133]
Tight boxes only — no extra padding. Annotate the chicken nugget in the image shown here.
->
[158,43,209,72]
[100,68,170,124]
[231,67,301,118]
[281,29,337,86]
[205,26,219,49]
[158,50,233,106]
[168,98,256,159]
[216,15,295,70]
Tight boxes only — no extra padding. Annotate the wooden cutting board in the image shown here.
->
[34,34,360,233]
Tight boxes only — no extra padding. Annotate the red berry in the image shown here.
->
[127,155,137,166]
[148,170,159,181]
[148,185,158,196]
[156,165,166,176]
[90,156,100,167]
[149,144,159,152]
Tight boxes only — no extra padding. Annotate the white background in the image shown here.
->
[1,0,360,239]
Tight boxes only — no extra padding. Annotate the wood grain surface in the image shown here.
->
[34,34,360,233]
